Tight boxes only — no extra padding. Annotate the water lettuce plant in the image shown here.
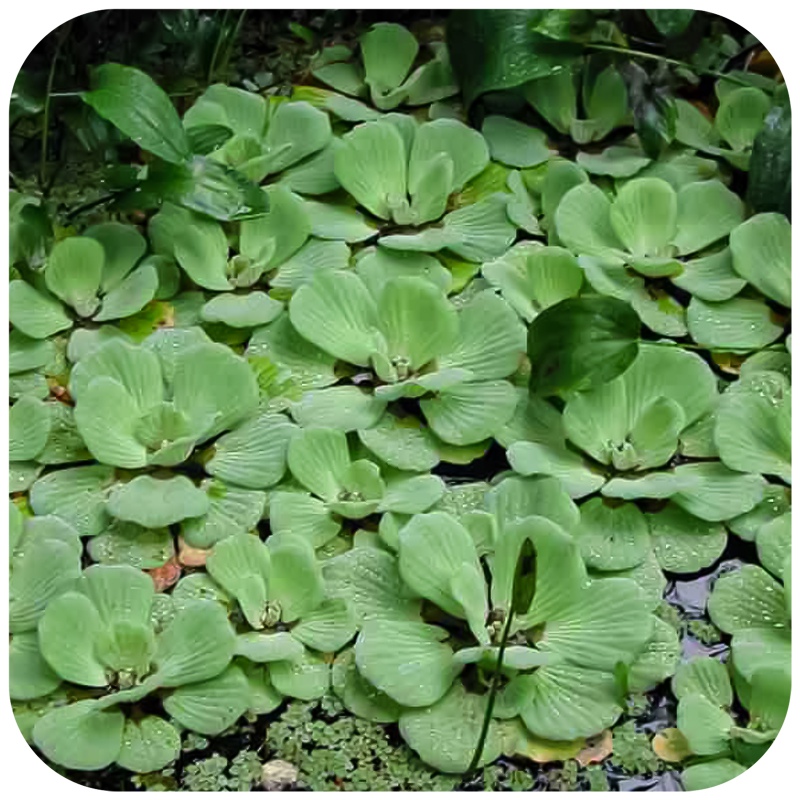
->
[7,10,791,789]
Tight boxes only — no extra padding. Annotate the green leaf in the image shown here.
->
[9,396,51,461]
[172,342,259,440]
[206,412,295,489]
[235,631,304,663]
[287,427,350,501]
[672,657,733,707]
[610,178,676,258]
[267,533,325,622]
[290,270,380,366]
[573,498,649,572]
[527,295,640,396]
[361,23,417,100]
[149,203,230,290]
[33,700,125,771]
[116,716,181,773]
[332,649,402,723]
[482,116,551,169]
[682,760,747,791]
[29,464,115,535]
[358,414,440,472]
[334,120,408,220]
[756,513,791,579]
[95,265,159,322]
[687,297,784,351]
[108,474,209,528]
[269,492,340,548]
[647,503,727,574]
[291,598,357,653]
[646,9,695,37]
[421,380,518,445]
[85,221,147,293]
[83,63,190,164]
[262,100,332,174]
[716,87,770,152]
[627,617,680,694]
[206,534,271,628]
[708,565,788,635]
[482,243,583,323]
[728,485,791,542]
[45,237,103,316]
[355,620,460,707]
[730,213,791,306]
[9,632,62,700]
[164,665,250,734]
[269,649,330,700]
[398,511,484,622]
[88,521,173,569]
[672,248,746,302]
[400,683,503,773]
[673,180,744,256]
[678,693,733,755]
[715,370,790,482]
[323,546,422,623]
[9,329,55,374]
[9,280,72,339]
[576,146,651,179]
[516,665,622,741]
[447,10,582,109]
[747,101,791,217]
[154,600,236,686]
[181,480,266,549]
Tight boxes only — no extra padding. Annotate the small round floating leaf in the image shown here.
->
[730,213,791,306]
[9,280,73,339]
[164,664,250,734]
[574,498,649,572]
[116,716,181,773]
[44,237,104,316]
[708,564,788,634]
[400,683,503,773]
[355,620,460,707]
[672,657,733,707]
[527,295,640,396]
[682,759,747,791]
[9,396,51,461]
[33,700,125,771]
[107,474,209,528]
[648,503,728,574]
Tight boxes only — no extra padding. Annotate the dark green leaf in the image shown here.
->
[646,10,696,38]
[144,156,269,221]
[621,62,676,159]
[527,296,640,396]
[613,660,630,705]
[447,10,583,109]
[747,101,791,217]
[82,63,191,164]
[187,125,234,156]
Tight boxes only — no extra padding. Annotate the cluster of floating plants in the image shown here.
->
[8,9,791,792]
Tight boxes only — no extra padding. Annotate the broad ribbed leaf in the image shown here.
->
[9,280,72,339]
[107,475,209,527]
[730,213,791,306]
[355,620,460,707]
[116,716,181,773]
[573,498,649,571]
[45,237,104,316]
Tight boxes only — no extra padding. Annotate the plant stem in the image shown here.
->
[584,43,760,89]
[217,9,248,80]
[207,8,232,86]
[467,608,515,774]
[40,24,70,193]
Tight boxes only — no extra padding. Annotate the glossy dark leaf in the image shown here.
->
[527,296,640,396]
[621,62,676,159]
[187,125,234,156]
[82,63,191,165]
[144,156,269,221]
[747,98,791,218]
[447,10,584,109]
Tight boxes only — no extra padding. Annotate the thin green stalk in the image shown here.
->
[217,9,248,80]
[40,26,69,193]
[207,9,232,86]
[467,608,515,774]
[584,43,760,89]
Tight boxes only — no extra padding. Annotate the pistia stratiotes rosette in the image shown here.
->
[29,564,240,772]
[269,427,445,549]
[312,22,458,111]
[30,332,297,549]
[9,223,160,339]
[504,343,776,574]
[288,269,526,446]
[320,475,666,773]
